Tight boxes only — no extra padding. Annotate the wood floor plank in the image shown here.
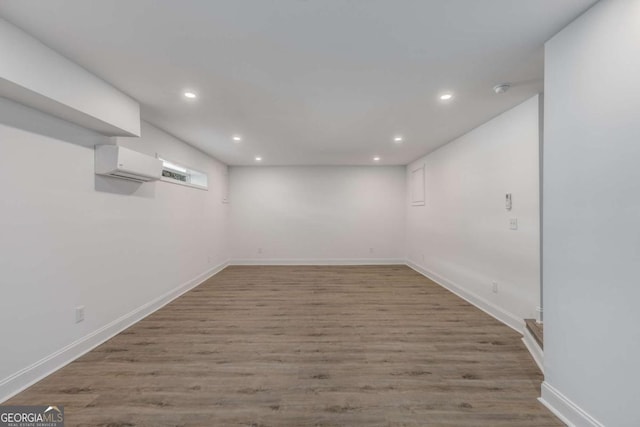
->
[6,265,561,426]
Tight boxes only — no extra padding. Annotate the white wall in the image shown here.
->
[542,1,640,426]
[230,166,405,263]
[406,96,541,329]
[0,98,229,401]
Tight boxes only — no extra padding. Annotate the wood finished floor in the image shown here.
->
[6,265,561,426]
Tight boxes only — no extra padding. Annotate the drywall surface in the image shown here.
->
[0,99,229,399]
[229,166,405,262]
[406,95,541,328]
[543,0,640,425]
[0,18,140,136]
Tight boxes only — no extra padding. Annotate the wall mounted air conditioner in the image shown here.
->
[95,144,162,182]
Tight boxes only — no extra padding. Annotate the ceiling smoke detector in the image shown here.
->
[493,84,511,94]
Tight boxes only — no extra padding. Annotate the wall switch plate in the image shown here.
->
[505,193,512,210]
[492,282,498,293]
[75,306,85,323]
[509,218,518,230]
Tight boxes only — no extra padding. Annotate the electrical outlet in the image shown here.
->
[492,282,498,293]
[258,247,263,254]
[75,306,85,323]
[509,218,518,230]
[369,247,374,254]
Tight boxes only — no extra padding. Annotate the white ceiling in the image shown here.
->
[0,0,597,165]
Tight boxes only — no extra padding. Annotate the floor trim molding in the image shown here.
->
[406,261,523,333]
[230,258,405,266]
[522,327,544,372]
[0,260,230,404]
[540,382,604,427]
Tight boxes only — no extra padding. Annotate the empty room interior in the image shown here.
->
[0,0,637,426]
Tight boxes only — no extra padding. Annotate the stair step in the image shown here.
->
[525,318,543,349]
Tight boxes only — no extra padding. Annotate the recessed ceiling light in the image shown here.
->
[232,135,242,142]
[183,91,197,99]
[255,156,262,162]
[373,156,381,161]
[439,93,453,101]
[394,136,403,143]
[493,83,511,94]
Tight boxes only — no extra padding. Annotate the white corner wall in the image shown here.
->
[542,1,640,426]
[0,98,230,402]
[406,95,541,330]
[229,166,406,263]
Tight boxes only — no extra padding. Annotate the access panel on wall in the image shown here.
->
[411,164,425,206]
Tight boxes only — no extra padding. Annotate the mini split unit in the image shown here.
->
[95,144,162,183]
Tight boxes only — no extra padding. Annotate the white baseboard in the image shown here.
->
[540,382,604,427]
[522,327,544,372]
[230,258,405,266]
[406,261,523,333]
[0,260,230,404]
